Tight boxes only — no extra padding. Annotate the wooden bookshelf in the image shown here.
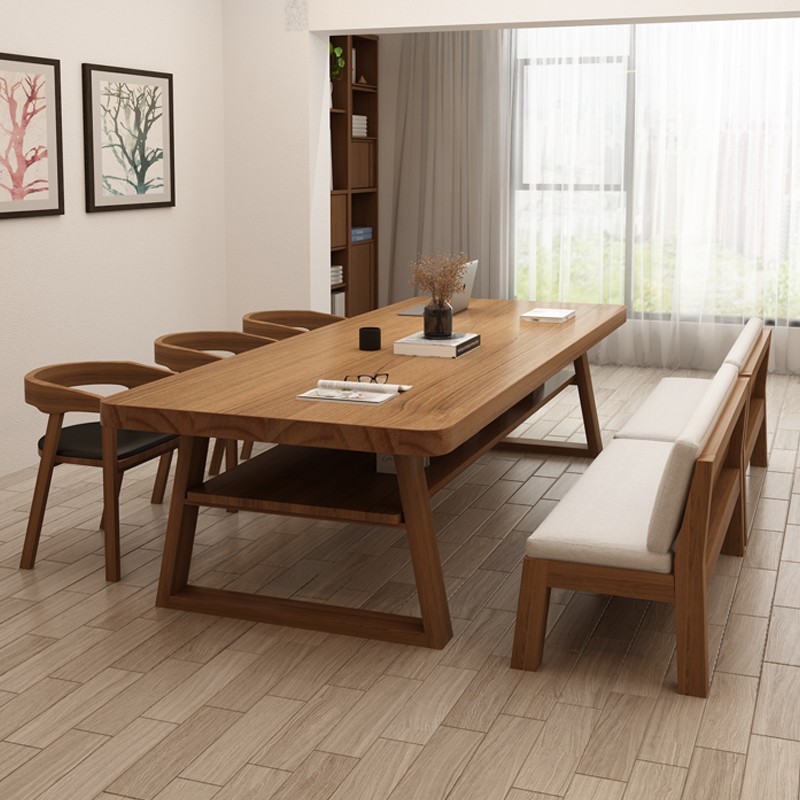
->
[329,34,378,317]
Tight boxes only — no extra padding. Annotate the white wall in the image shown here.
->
[222,0,330,324]
[1,0,227,474]
[311,0,800,31]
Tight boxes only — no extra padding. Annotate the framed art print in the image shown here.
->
[0,52,64,219]
[82,63,174,212]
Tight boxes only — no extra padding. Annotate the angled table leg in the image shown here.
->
[157,435,209,606]
[394,454,453,648]
[499,352,604,459]
[573,352,603,457]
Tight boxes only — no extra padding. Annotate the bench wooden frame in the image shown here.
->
[512,376,750,697]
[739,327,771,468]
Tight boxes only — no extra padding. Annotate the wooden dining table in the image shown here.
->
[100,299,625,648]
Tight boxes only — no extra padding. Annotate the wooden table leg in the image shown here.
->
[394,455,453,648]
[573,352,603,457]
[156,435,209,606]
[101,425,121,582]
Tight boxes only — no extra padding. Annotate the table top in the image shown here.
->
[101,299,625,457]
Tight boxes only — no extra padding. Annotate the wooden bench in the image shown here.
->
[615,317,770,468]
[512,362,750,697]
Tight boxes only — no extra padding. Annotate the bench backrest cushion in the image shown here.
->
[647,362,739,553]
[615,377,711,442]
[723,317,763,372]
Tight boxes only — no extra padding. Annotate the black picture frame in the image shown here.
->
[82,63,175,212]
[0,52,64,219]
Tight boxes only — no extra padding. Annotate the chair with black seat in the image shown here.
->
[242,309,344,339]
[21,361,178,582]
[153,331,274,471]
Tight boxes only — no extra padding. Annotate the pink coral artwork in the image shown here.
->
[0,53,63,219]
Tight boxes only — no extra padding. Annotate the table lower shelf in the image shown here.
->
[185,391,541,526]
[187,446,404,525]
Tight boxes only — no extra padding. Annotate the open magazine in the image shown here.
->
[297,379,412,404]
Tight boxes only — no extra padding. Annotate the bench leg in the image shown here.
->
[512,557,550,671]
[674,567,709,697]
[751,417,768,468]
[722,488,746,557]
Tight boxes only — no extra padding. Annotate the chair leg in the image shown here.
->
[240,441,253,460]
[224,440,239,513]
[224,440,238,472]
[150,450,174,504]
[20,414,64,569]
[208,439,225,476]
[511,557,551,671]
[102,426,122,582]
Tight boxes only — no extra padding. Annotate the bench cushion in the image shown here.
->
[615,377,711,442]
[723,317,763,372]
[647,362,739,553]
[526,438,675,574]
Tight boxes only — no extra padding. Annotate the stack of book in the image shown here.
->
[330,265,344,285]
[352,114,368,137]
[351,226,373,243]
[393,331,481,358]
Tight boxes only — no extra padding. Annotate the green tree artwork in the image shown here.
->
[99,80,164,196]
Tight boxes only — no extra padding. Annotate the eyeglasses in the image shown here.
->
[345,372,389,384]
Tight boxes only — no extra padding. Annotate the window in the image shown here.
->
[514,20,800,325]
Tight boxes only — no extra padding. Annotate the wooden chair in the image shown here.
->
[153,331,274,470]
[21,361,178,582]
[242,309,344,339]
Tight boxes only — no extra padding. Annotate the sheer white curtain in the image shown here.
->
[515,19,800,372]
[388,30,516,302]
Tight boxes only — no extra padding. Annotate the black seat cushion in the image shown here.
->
[39,422,177,461]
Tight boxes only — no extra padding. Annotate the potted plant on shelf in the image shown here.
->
[410,252,469,339]
[330,43,346,81]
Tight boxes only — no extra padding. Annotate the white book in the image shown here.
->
[521,307,576,323]
[393,331,481,358]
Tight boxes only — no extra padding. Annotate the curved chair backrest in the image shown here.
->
[154,331,274,373]
[242,318,305,340]
[242,309,344,339]
[24,361,175,415]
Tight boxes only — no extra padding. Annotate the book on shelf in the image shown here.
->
[331,290,346,316]
[521,307,576,323]
[297,379,411,405]
[393,331,480,358]
[351,226,373,243]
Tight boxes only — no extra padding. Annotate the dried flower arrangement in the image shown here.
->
[409,252,469,308]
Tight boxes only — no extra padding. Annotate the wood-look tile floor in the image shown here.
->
[0,365,798,800]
